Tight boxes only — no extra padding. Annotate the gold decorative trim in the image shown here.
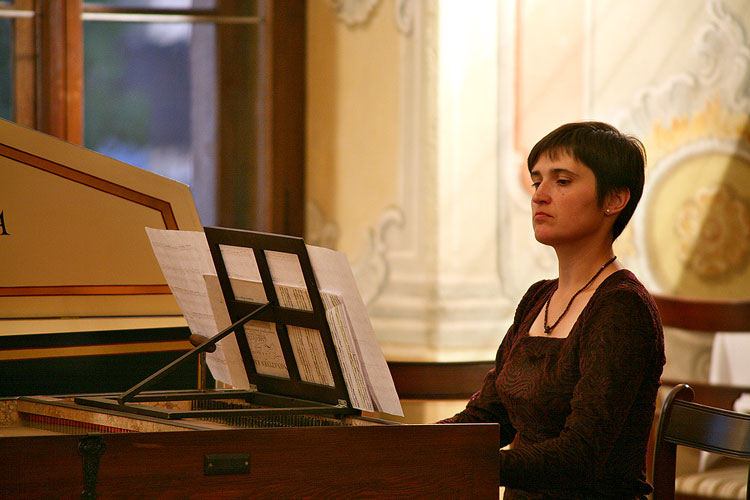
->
[0,143,178,229]
[0,285,170,297]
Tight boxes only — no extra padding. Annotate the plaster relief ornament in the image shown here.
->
[612,0,750,296]
[676,184,750,278]
[331,0,380,26]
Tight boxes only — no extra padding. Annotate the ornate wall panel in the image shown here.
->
[307,0,750,363]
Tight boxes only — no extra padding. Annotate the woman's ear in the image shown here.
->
[604,188,630,215]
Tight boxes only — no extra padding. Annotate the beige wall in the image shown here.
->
[306,0,402,258]
[306,0,750,379]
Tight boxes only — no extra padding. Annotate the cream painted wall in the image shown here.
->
[306,0,402,259]
[306,0,750,384]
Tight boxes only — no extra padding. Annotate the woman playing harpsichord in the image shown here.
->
[440,121,665,500]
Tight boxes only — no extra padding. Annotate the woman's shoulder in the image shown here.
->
[595,269,655,307]
[584,269,662,337]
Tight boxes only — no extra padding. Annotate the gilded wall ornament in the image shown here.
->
[619,0,750,297]
[676,184,750,278]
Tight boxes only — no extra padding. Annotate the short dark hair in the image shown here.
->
[527,121,646,240]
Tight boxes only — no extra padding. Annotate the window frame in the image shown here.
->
[4,0,305,235]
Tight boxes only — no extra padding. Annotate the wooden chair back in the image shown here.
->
[652,294,750,333]
[652,384,750,500]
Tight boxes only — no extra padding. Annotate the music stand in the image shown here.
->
[75,227,358,420]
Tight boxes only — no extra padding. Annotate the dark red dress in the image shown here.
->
[441,270,665,499]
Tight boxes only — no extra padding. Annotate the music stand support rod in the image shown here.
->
[118,302,271,405]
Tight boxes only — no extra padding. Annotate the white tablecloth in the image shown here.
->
[709,332,750,393]
[700,332,750,470]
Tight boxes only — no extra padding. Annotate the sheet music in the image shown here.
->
[218,243,401,415]
[213,276,371,410]
[202,274,252,388]
[145,227,234,385]
[305,245,403,416]
[145,228,403,416]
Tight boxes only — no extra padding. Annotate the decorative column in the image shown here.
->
[352,0,519,361]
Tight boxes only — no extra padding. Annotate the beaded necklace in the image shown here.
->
[543,255,617,335]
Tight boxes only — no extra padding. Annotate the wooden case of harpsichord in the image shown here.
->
[0,120,501,499]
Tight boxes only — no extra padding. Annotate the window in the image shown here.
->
[0,0,304,234]
[0,17,11,120]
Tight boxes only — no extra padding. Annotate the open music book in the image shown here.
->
[145,227,403,417]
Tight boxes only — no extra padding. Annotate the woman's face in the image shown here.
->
[530,152,607,247]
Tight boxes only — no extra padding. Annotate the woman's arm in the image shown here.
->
[436,338,518,447]
[437,280,551,447]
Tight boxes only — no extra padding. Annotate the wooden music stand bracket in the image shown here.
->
[75,227,358,420]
